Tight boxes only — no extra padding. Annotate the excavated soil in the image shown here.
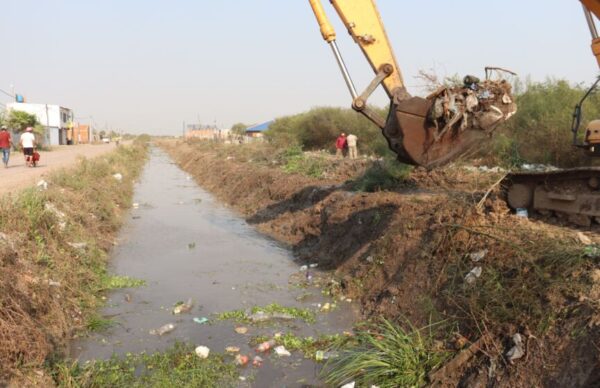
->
[162,140,600,388]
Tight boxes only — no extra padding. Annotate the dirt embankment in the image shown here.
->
[0,142,147,386]
[162,140,600,387]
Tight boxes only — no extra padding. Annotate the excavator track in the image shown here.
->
[502,167,600,226]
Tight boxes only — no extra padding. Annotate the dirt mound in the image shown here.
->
[162,140,600,387]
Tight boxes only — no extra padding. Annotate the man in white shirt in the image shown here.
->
[19,127,37,167]
[346,133,358,159]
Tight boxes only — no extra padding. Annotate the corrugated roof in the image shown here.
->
[246,120,274,133]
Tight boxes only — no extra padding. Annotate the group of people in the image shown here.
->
[335,132,359,159]
[0,126,38,168]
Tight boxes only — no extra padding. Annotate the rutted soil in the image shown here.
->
[161,140,600,387]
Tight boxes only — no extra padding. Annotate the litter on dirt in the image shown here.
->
[506,333,525,363]
[195,346,210,359]
[67,242,88,250]
[149,323,176,336]
[469,249,488,262]
[37,179,48,190]
[465,267,483,284]
[112,173,123,181]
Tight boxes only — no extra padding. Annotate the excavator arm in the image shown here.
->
[309,0,517,168]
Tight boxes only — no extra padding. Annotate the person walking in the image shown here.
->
[335,133,347,158]
[20,127,37,167]
[346,133,358,159]
[0,126,13,168]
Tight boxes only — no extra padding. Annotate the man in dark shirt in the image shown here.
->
[0,126,12,168]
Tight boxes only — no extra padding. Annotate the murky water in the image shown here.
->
[72,148,358,387]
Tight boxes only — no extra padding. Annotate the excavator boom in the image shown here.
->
[308,0,517,168]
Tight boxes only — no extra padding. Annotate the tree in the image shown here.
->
[6,110,38,132]
[231,123,247,139]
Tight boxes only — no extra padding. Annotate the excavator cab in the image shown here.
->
[308,0,517,168]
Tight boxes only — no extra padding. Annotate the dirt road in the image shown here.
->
[0,143,120,195]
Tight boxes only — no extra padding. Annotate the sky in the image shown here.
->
[0,0,597,135]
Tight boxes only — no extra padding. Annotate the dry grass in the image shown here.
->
[0,140,148,382]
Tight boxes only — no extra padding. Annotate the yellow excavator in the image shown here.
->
[309,0,600,226]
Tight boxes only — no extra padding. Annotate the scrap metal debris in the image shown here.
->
[428,74,517,142]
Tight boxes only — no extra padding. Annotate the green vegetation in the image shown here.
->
[216,303,316,324]
[281,145,327,178]
[352,158,412,192]
[491,78,600,167]
[86,314,114,332]
[322,319,449,388]
[99,275,146,291]
[266,107,390,157]
[51,343,238,387]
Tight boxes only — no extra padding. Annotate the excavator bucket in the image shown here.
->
[382,78,517,168]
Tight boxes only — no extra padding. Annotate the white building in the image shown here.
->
[7,103,73,146]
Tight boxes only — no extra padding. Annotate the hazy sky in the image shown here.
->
[0,1,597,135]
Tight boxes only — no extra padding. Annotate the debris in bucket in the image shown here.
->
[149,323,176,336]
[252,355,264,367]
[193,317,209,325]
[469,249,488,262]
[173,298,193,314]
[235,326,248,334]
[225,346,240,353]
[427,75,516,141]
[235,354,249,366]
[256,339,277,353]
[577,232,592,246]
[465,267,483,284]
[195,346,210,359]
[506,333,525,363]
[274,345,291,357]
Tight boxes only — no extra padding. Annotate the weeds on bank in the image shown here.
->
[352,159,412,192]
[0,139,149,379]
[322,319,449,388]
[51,343,238,388]
[439,221,593,336]
[281,145,326,178]
[85,315,114,332]
[216,303,316,324]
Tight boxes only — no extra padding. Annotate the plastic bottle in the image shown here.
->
[256,339,277,352]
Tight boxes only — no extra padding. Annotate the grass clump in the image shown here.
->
[216,303,316,324]
[352,159,412,192]
[51,343,238,387]
[322,319,449,388]
[99,275,146,291]
[281,145,327,178]
[85,314,114,332]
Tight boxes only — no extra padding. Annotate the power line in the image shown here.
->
[0,88,14,98]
